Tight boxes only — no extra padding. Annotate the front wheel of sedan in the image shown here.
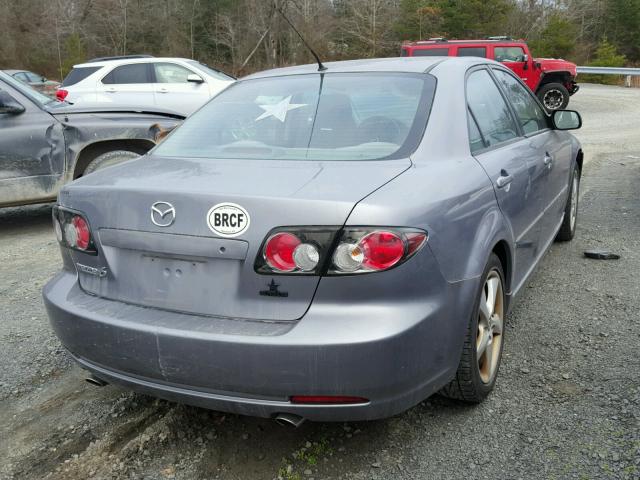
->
[555,164,580,241]
[440,253,506,403]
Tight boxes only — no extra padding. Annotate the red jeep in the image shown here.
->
[401,37,579,111]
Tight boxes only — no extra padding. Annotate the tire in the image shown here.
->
[556,163,580,241]
[537,82,570,111]
[83,150,140,176]
[440,253,506,403]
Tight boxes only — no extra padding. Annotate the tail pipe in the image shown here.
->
[85,375,109,387]
[274,412,306,428]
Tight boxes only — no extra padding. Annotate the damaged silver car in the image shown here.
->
[0,70,183,208]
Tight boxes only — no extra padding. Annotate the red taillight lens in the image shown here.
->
[255,227,426,275]
[53,206,97,254]
[264,232,301,272]
[72,215,91,250]
[359,231,404,270]
[290,395,369,405]
[56,89,68,101]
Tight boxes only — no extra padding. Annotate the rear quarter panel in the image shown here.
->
[346,61,514,286]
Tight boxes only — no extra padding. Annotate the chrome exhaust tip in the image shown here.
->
[274,412,306,428]
[85,375,108,387]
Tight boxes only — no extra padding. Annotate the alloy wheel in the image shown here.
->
[570,174,579,231]
[476,271,504,384]
[543,89,564,110]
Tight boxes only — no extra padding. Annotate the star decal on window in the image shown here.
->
[255,95,307,123]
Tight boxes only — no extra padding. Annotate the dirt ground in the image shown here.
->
[1,84,639,480]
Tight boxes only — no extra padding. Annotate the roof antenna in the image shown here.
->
[276,4,327,72]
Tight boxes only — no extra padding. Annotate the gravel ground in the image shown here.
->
[1,84,639,480]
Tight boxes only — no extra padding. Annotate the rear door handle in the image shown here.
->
[496,173,513,189]
[157,88,169,93]
[106,87,117,93]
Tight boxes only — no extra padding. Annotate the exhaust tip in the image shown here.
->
[275,413,306,428]
[85,375,108,387]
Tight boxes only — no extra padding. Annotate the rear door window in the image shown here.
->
[492,69,548,135]
[466,69,519,149]
[412,48,449,56]
[457,47,487,58]
[61,67,101,87]
[101,64,151,84]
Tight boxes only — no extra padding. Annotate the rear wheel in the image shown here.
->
[556,164,580,241]
[440,253,506,403]
[537,82,570,111]
[83,150,140,176]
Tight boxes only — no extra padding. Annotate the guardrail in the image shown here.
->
[577,66,640,87]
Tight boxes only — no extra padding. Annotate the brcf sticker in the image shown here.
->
[207,203,250,238]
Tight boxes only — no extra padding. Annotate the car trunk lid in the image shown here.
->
[62,155,410,321]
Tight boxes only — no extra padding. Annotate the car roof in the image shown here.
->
[73,57,194,68]
[3,69,25,75]
[242,57,444,80]
[405,39,525,46]
[242,56,489,80]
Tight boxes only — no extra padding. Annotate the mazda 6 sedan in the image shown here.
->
[43,57,583,424]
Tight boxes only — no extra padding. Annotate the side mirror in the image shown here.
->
[522,54,529,62]
[187,74,204,84]
[41,76,47,82]
[552,110,582,130]
[0,91,26,115]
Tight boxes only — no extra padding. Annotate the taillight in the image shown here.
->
[329,228,426,274]
[255,227,426,275]
[52,206,97,254]
[256,228,335,275]
[55,89,68,101]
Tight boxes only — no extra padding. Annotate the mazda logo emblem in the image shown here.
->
[151,201,176,227]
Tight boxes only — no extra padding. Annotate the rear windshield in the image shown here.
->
[62,66,101,87]
[155,72,436,161]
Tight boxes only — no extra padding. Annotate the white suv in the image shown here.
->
[57,55,235,116]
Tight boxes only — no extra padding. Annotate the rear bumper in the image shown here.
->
[43,270,478,421]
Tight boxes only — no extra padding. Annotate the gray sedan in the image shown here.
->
[43,57,583,424]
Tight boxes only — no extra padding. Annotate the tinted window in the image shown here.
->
[494,47,526,62]
[468,111,485,153]
[0,72,53,106]
[154,63,194,83]
[412,48,449,56]
[458,47,487,57]
[102,64,150,84]
[155,73,436,161]
[62,67,101,86]
[466,69,518,148]
[493,69,548,135]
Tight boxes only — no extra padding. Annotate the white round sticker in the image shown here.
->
[207,203,250,238]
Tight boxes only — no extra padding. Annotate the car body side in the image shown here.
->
[42,57,582,421]
[0,74,183,207]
